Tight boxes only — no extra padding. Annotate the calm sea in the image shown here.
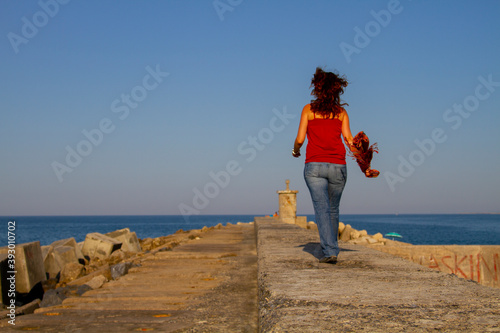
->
[0,214,499,247]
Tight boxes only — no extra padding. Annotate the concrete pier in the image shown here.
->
[1,224,258,332]
[1,219,499,332]
[256,218,500,332]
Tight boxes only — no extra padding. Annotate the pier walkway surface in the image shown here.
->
[2,217,500,332]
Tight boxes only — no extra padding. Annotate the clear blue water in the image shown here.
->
[0,214,498,247]
[338,214,500,245]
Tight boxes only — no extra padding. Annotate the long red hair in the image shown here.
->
[310,67,349,118]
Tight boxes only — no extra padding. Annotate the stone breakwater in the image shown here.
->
[306,220,410,246]
[0,223,234,319]
[306,220,499,288]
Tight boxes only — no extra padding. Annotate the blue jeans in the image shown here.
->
[304,162,347,258]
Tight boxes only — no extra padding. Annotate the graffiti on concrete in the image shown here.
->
[418,253,499,287]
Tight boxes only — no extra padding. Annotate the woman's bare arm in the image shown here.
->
[292,104,310,157]
[341,109,353,145]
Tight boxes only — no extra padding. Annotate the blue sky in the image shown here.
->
[1,0,499,216]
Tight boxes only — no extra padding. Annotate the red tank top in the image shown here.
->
[305,117,346,164]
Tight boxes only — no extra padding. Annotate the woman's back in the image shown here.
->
[305,109,346,164]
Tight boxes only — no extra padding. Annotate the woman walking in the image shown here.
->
[292,67,377,264]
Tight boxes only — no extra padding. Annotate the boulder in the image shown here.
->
[351,238,368,245]
[108,249,132,265]
[39,285,86,308]
[153,238,163,248]
[105,229,141,253]
[67,264,111,286]
[51,238,84,263]
[338,222,346,235]
[0,241,46,294]
[59,263,84,284]
[82,233,122,260]
[42,243,82,280]
[41,245,62,279]
[76,284,92,296]
[350,229,361,240]
[349,236,379,245]
[54,246,79,266]
[39,288,66,308]
[366,237,379,244]
[140,238,153,252]
[88,256,105,268]
[340,224,353,242]
[41,245,52,262]
[111,262,133,280]
[84,275,107,290]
